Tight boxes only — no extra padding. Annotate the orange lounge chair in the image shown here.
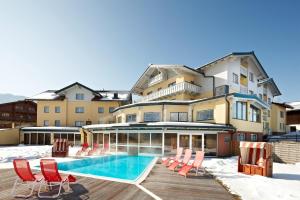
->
[178,151,204,177]
[162,147,183,166]
[11,159,44,198]
[38,159,76,198]
[168,149,192,171]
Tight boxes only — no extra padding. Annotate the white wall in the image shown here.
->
[62,85,95,101]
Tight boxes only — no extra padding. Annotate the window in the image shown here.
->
[75,107,84,113]
[280,123,285,131]
[44,106,49,113]
[263,122,269,130]
[215,85,229,96]
[168,82,176,87]
[290,126,296,132]
[232,73,239,84]
[55,106,60,113]
[249,105,261,122]
[170,112,188,122]
[76,93,84,100]
[249,72,254,82]
[238,133,245,141]
[54,120,61,127]
[109,107,115,113]
[233,101,247,120]
[117,116,122,123]
[249,90,254,95]
[259,94,262,99]
[75,121,84,127]
[280,111,284,118]
[250,134,257,142]
[126,114,137,122]
[43,120,49,126]
[144,112,160,122]
[98,107,104,113]
[268,110,271,117]
[196,110,214,121]
[147,91,153,95]
[157,87,162,91]
[1,112,9,117]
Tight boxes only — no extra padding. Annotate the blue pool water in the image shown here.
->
[57,155,155,181]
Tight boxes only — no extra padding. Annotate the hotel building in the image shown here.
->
[22,52,284,156]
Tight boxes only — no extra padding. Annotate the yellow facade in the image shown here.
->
[37,100,122,127]
[0,128,19,145]
[271,104,287,133]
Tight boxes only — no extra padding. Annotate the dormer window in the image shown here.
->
[76,93,84,100]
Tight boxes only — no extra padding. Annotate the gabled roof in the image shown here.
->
[197,51,269,79]
[27,82,131,101]
[257,78,281,96]
[55,82,101,97]
[272,102,293,109]
[131,64,203,94]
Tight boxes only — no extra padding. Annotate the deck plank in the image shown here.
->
[0,163,235,200]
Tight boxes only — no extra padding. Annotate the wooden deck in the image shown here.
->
[0,163,235,200]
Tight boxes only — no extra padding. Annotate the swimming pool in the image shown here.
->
[57,155,155,182]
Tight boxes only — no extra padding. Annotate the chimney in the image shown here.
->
[113,93,119,99]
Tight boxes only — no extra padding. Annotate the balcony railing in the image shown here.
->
[148,73,165,87]
[138,81,201,102]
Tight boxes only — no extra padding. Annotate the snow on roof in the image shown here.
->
[146,121,227,127]
[21,126,80,131]
[27,89,131,101]
[27,90,60,100]
[84,122,232,130]
[287,101,300,110]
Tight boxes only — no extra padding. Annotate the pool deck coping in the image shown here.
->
[32,155,158,185]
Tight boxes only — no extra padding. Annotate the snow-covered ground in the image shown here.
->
[203,157,300,200]
[0,145,81,169]
[1,146,299,200]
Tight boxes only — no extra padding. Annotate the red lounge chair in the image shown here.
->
[11,159,44,198]
[178,151,205,177]
[52,139,69,157]
[38,159,76,198]
[162,147,183,166]
[168,149,192,171]
[88,143,102,156]
[76,142,89,156]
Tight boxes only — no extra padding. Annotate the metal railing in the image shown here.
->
[138,81,201,102]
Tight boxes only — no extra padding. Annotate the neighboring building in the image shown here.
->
[84,51,282,156]
[0,100,37,129]
[286,102,300,132]
[21,82,132,145]
[270,102,292,135]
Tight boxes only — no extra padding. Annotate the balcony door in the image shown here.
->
[178,133,204,153]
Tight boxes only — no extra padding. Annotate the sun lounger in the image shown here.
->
[11,159,44,198]
[178,151,204,177]
[162,147,183,166]
[38,159,76,198]
[76,142,89,156]
[168,149,192,171]
[88,143,103,156]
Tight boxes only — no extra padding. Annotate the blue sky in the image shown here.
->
[0,0,299,102]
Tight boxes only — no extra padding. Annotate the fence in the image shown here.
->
[267,134,300,142]
[271,141,300,163]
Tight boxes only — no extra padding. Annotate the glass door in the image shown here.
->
[104,134,109,151]
[179,134,190,151]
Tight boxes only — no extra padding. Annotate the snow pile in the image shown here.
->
[0,145,81,169]
[0,145,52,164]
[203,157,300,200]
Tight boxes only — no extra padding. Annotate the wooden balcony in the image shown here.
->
[148,73,165,87]
[138,81,201,102]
